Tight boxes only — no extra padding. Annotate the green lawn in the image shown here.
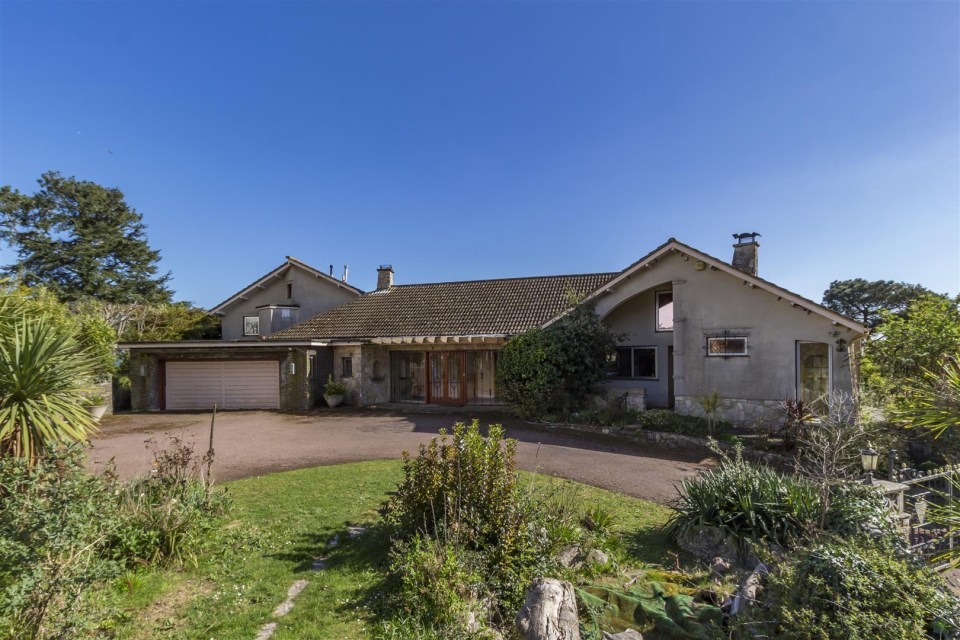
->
[116,460,674,639]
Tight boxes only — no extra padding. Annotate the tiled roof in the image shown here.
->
[269,273,617,340]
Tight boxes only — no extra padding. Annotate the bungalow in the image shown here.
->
[124,236,866,424]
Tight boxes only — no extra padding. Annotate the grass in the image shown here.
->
[113,460,674,639]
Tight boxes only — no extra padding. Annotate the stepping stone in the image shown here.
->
[311,557,328,571]
[255,622,277,640]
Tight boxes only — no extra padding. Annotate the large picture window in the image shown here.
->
[243,316,260,336]
[614,346,657,379]
[656,291,674,331]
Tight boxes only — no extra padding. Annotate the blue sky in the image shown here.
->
[1,0,957,308]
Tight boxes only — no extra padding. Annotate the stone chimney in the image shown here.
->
[731,232,760,276]
[376,265,394,290]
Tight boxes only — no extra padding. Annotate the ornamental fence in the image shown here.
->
[885,452,959,571]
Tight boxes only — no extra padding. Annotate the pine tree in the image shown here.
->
[0,171,172,303]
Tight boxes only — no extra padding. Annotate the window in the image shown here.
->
[613,346,657,379]
[707,337,748,356]
[341,356,353,377]
[243,316,260,336]
[656,291,674,331]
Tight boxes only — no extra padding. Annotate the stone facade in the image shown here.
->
[675,394,783,426]
[128,346,324,412]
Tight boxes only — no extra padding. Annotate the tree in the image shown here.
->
[822,278,931,328]
[862,293,960,402]
[497,302,616,418]
[0,171,172,304]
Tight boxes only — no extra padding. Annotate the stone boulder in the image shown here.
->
[586,549,610,566]
[516,578,581,640]
[556,544,582,568]
[602,631,643,640]
[676,526,739,564]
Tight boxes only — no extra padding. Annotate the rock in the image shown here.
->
[942,568,960,599]
[602,631,643,640]
[676,527,739,564]
[586,549,609,566]
[710,556,732,577]
[557,545,582,568]
[731,563,769,617]
[516,577,581,640]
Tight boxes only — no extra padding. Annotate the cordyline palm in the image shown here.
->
[0,314,99,461]
[897,358,960,438]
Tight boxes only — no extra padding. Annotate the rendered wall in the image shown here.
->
[595,251,861,416]
[220,267,359,340]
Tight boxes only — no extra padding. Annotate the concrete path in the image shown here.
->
[88,409,710,504]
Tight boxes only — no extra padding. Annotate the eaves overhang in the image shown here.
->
[542,238,867,335]
[119,340,330,350]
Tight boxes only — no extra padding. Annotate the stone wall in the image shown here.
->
[675,395,782,426]
[128,347,317,412]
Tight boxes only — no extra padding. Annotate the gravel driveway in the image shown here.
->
[88,409,710,504]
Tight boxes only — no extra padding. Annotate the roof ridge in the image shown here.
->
[389,272,618,288]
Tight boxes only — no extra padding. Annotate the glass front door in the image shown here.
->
[797,341,830,412]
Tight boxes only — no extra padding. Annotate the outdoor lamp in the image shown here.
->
[915,495,928,525]
[861,444,879,485]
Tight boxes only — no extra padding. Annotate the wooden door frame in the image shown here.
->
[426,351,467,406]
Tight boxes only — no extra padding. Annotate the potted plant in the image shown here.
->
[84,394,109,421]
[323,375,347,408]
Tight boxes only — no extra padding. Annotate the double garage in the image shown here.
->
[124,340,329,413]
[164,360,280,410]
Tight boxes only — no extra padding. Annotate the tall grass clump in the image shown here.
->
[666,444,820,554]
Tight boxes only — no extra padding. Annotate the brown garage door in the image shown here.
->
[165,360,280,410]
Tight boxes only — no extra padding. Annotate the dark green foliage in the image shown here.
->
[0,172,172,304]
[384,421,546,612]
[822,278,932,328]
[497,302,616,418]
[666,447,821,553]
[0,447,123,639]
[738,538,959,640]
[634,409,728,437]
[821,482,903,543]
[0,441,227,638]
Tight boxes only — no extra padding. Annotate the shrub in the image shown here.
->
[0,447,123,639]
[822,482,902,545]
[497,302,616,418]
[323,374,347,396]
[634,409,723,436]
[110,435,228,567]
[389,534,487,633]
[738,538,960,640]
[383,421,548,611]
[666,446,820,553]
